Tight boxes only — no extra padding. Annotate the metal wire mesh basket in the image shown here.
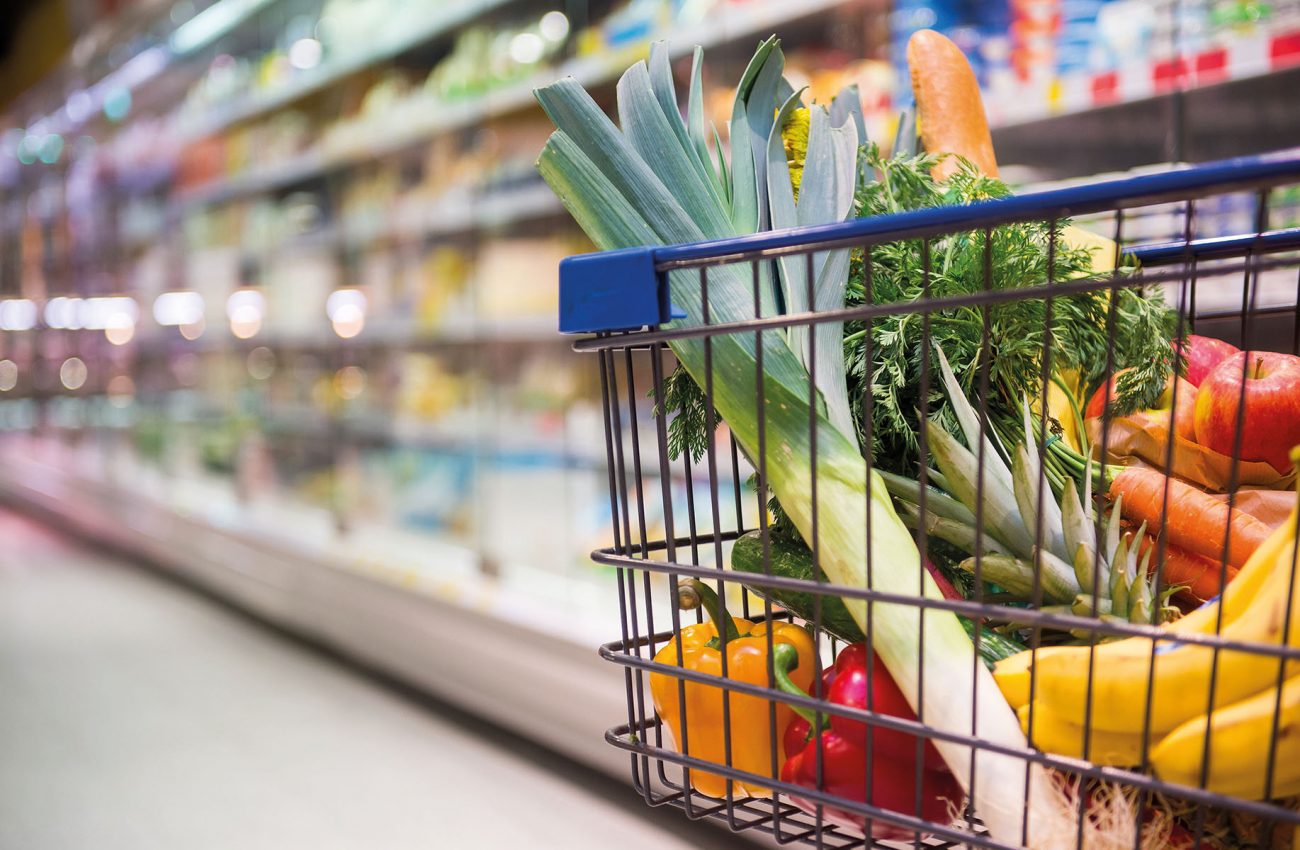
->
[560,152,1300,849]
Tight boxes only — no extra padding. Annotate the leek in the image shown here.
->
[535,39,1090,846]
[766,89,859,437]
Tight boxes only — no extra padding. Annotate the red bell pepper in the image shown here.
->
[775,642,964,838]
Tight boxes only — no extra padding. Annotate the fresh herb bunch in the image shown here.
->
[846,145,1177,473]
[656,365,711,464]
[657,146,1177,484]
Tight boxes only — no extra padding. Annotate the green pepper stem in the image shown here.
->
[772,643,819,728]
[680,579,741,642]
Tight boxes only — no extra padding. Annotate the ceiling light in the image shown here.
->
[288,37,322,70]
[153,291,204,326]
[59,357,88,390]
[0,299,37,330]
[540,11,570,42]
[509,32,545,65]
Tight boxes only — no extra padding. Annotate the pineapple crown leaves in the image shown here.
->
[888,345,1182,632]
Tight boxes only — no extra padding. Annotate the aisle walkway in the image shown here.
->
[0,510,738,850]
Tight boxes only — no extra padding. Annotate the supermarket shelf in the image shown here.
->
[242,180,565,260]
[28,403,738,493]
[351,179,565,246]
[251,403,606,467]
[0,443,634,778]
[993,25,1300,131]
[352,416,606,469]
[187,396,632,473]
[172,0,850,211]
[178,152,325,209]
[132,314,561,354]
[173,0,524,143]
[26,392,737,485]
[360,314,561,345]
[427,180,565,236]
[996,68,1300,177]
[993,30,1300,177]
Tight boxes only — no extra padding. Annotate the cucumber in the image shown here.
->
[729,530,1024,667]
[730,530,866,642]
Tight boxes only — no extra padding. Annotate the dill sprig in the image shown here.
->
[847,146,1176,473]
[655,365,711,465]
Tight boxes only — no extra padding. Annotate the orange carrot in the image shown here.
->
[1132,532,1238,602]
[1110,467,1270,570]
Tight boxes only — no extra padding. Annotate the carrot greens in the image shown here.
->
[661,146,1178,479]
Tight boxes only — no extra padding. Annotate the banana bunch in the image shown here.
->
[884,346,1175,634]
[994,491,1300,797]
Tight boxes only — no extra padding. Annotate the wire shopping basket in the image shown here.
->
[560,151,1300,849]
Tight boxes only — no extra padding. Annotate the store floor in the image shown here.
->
[0,509,745,850]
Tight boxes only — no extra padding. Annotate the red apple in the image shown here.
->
[1178,334,1240,387]
[1193,351,1300,474]
[1084,370,1133,420]
[1085,369,1198,442]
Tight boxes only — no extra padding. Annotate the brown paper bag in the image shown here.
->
[1086,416,1294,493]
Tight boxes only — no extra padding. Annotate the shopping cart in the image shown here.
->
[559,151,1300,849]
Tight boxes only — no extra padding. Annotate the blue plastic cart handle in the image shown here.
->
[559,150,1300,335]
[1131,227,1300,265]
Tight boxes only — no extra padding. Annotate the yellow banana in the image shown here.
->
[993,650,1033,710]
[994,515,1291,714]
[1151,672,1300,799]
[1032,509,1298,734]
[1019,701,1145,766]
[994,646,1092,711]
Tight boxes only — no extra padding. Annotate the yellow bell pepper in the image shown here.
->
[649,579,816,798]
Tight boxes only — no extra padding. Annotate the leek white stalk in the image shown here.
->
[535,40,1093,847]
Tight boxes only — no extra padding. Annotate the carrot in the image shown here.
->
[1132,532,1239,602]
[1110,467,1271,570]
